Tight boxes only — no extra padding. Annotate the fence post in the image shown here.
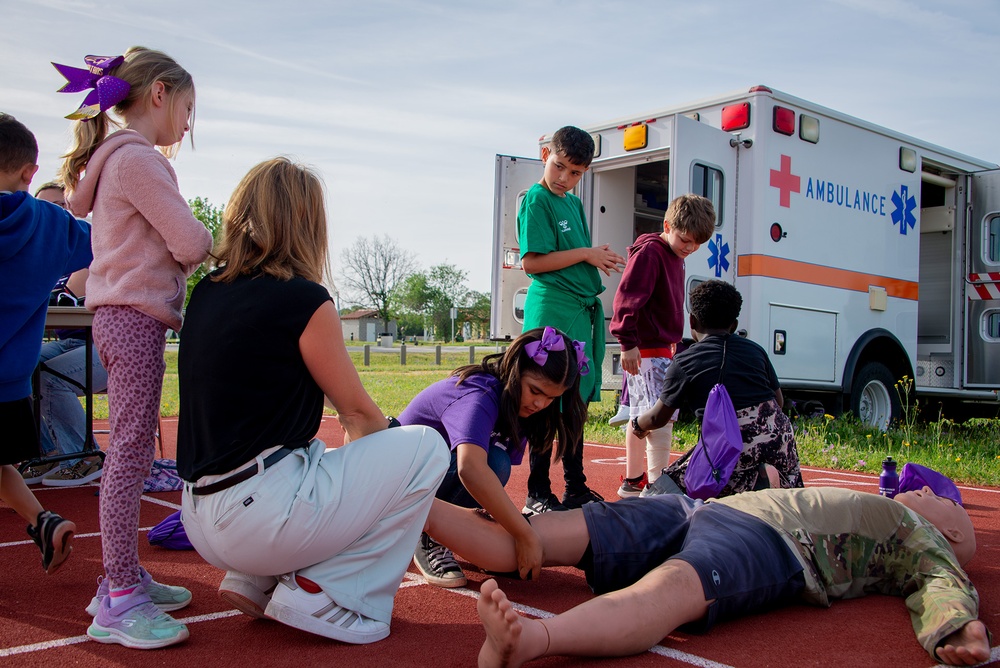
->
[400,343,406,365]
[435,345,442,366]
[469,345,475,364]
[363,344,370,366]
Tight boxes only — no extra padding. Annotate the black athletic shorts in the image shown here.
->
[581,495,805,632]
[0,398,40,465]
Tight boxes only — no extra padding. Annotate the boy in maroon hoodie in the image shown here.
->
[610,195,715,496]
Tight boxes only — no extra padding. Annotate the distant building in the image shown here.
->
[340,309,398,342]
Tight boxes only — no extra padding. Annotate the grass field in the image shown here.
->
[94,350,1000,487]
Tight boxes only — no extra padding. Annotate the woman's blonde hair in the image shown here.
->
[214,157,330,285]
[60,46,194,190]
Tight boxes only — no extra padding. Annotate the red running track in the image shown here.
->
[1,416,997,667]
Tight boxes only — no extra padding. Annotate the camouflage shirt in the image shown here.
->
[715,487,978,660]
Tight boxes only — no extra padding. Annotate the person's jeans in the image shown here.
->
[435,445,512,509]
[37,338,108,461]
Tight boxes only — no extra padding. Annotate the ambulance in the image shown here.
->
[490,85,1000,429]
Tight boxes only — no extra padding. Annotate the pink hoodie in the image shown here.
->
[69,130,213,331]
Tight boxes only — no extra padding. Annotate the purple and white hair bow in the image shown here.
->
[525,326,565,367]
[525,326,590,376]
[52,55,131,121]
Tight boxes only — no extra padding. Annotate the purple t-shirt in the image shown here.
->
[398,373,526,465]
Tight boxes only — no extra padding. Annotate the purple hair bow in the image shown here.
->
[52,55,131,121]
[525,326,590,375]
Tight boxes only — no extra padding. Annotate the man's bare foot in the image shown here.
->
[936,620,991,666]
[478,579,524,668]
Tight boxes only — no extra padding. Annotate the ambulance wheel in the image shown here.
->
[850,362,900,431]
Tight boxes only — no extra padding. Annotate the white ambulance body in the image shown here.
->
[490,85,1000,428]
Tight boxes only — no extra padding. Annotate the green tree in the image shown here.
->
[463,290,492,340]
[185,197,224,307]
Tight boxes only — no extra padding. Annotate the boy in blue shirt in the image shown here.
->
[0,113,92,573]
[518,126,626,513]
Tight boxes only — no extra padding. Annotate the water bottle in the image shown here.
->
[879,456,899,498]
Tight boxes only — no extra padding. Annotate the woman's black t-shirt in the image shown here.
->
[177,271,332,480]
[658,333,780,413]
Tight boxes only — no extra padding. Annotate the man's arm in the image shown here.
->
[934,621,991,665]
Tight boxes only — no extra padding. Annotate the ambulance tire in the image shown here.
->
[850,362,900,431]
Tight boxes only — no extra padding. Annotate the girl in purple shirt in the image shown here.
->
[400,326,587,589]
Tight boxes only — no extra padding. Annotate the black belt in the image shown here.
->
[191,447,296,496]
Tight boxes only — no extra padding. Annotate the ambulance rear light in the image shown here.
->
[721,103,751,131]
[773,106,795,136]
[799,114,820,143]
[899,147,917,173]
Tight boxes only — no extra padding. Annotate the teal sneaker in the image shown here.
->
[86,567,192,616]
[87,589,189,649]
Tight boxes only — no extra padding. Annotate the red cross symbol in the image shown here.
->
[769,154,800,208]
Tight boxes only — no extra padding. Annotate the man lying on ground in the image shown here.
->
[425,486,990,667]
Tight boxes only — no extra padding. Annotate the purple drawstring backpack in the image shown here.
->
[683,339,744,500]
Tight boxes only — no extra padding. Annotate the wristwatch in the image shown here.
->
[386,416,401,428]
[631,415,643,435]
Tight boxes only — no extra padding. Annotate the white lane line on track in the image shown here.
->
[0,610,241,657]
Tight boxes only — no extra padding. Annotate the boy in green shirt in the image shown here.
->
[518,126,626,514]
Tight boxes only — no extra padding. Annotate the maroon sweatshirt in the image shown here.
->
[610,233,685,353]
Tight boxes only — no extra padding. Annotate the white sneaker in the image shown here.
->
[265,573,389,644]
[219,571,278,618]
[608,404,631,427]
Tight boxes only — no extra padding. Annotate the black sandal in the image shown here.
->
[26,510,76,574]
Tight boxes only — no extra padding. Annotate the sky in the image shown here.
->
[3,0,999,298]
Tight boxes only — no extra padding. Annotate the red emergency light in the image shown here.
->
[721,103,751,131]
[773,106,795,136]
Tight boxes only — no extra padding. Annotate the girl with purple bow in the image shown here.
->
[56,47,213,649]
[399,326,587,588]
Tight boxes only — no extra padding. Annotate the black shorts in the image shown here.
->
[581,496,805,631]
[0,398,40,465]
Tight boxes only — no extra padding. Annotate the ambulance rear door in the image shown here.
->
[964,168,1000,387]
[490,155,543,341]
[668,113,741,291]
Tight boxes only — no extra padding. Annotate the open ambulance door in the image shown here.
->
[964,168,1000,388]
[490,155,543,341]
[668,114,740,294]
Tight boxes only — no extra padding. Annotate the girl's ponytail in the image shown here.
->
[61,112,111,191]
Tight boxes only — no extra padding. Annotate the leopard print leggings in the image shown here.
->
[92,306,167,590]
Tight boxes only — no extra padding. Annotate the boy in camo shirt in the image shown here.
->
[425,486,989,667]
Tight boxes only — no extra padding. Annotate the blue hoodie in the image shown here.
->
[0,191,92,402]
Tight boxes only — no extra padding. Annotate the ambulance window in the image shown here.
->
[691,163,724,227]
[988,214,1000,263]
[984,310,1000,341]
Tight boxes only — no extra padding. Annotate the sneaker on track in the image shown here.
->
[562,487,605,509]
[412,532,467,588]
[86,566,192,616]
[87,589,189,649]
[26,510,75,574]
[219,570,278,618]
[522,492,568,516]
[617,472,648,498]
[42,456,103,487]
[265,573,389,644]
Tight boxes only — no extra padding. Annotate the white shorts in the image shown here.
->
[626,356,678,420]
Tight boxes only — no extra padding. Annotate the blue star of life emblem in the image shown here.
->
[707,233,729,277]
[890,185,917,235]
